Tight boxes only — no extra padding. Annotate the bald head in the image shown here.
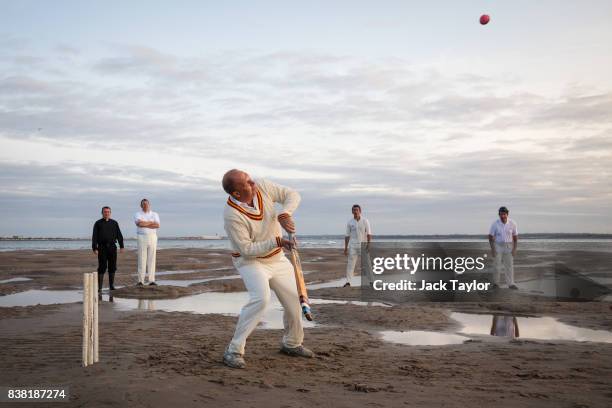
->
[222,169,241,194]
[222,169,257,204]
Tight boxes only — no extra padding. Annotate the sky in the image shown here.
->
[1,1,611,237]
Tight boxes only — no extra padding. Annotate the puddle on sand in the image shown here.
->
[4,289,611,344]
[0,289,316,329]
[308,276,361,289]
[451,312,612,343]
[156,275,240,287]
[0,285,391,332]
[111,293,391,328]
[0,290,83,306]
[112,291,316,329]
[382,313,612,346]
[0,277,33,284]
[310,299,391,308]
[302,256,325,263]
[380,330,469,346]
[155,267,234,276]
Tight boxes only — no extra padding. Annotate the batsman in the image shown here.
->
[221,169,315,369]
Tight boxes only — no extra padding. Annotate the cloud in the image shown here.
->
[567,130,612,152]
[0,45,611,234]
[0,75,53,94]
[0,161,224,237]
[55,44,80,56]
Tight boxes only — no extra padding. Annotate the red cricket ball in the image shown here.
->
[480,14,490,25]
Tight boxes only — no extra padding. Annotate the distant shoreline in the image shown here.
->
[2,233,612,241]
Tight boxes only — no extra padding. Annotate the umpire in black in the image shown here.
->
[92,206,124,291]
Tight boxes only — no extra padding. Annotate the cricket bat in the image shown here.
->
[287,233,313,321]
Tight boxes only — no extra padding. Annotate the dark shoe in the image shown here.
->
[509,284,519,290]
[223,351,246,369]
[149,282,158,286]
[137,282,144,287]
[110,286,116,291]
[343,282,351,287]
[280,345,314,358]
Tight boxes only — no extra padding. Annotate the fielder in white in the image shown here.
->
[343,204,372,287]
[488,206,518,290]
[134,198,160,286]
[221,169,314,369]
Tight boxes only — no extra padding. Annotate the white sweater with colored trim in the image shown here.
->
[224,178,301,267]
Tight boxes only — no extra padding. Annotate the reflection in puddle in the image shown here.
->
[381,330,469,346]
[0,290,83,306]
[0,277,33,284]
[310,299,391,308]
[451,313,612,343]
[490,315,519,338]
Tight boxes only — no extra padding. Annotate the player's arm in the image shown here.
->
[488,223,496,255]
[134,214,146,227]
[148,214,160,229]
[512,223,518,256]
[344,222,350,255]
[92,221,99,253]
[259,179,300,233]
[116,222,125,250]
[136,220,159,228]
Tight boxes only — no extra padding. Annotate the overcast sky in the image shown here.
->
[1,1,611,237]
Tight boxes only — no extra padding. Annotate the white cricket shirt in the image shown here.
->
[346,217,371,247]
[134,210,161,235]
[489,218,518,244]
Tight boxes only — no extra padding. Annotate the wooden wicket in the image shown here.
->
[82,272,99,367]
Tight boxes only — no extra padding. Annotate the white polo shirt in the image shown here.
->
[489,218,518,244]
[134,210,160,235]
[346,217,371,247]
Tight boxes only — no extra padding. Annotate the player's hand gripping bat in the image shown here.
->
[287,233,313,321]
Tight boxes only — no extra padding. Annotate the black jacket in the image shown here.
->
[92,218,124,251]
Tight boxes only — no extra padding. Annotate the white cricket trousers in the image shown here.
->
[494,243,515,286]
[137,234,157,283]
[227,256,304,356]
[346,246,360,283]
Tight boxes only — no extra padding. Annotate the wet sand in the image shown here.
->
[1,248,611,407]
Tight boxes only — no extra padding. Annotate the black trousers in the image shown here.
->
[97,245,117,289]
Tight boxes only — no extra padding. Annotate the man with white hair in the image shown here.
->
[221,169,314,369]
